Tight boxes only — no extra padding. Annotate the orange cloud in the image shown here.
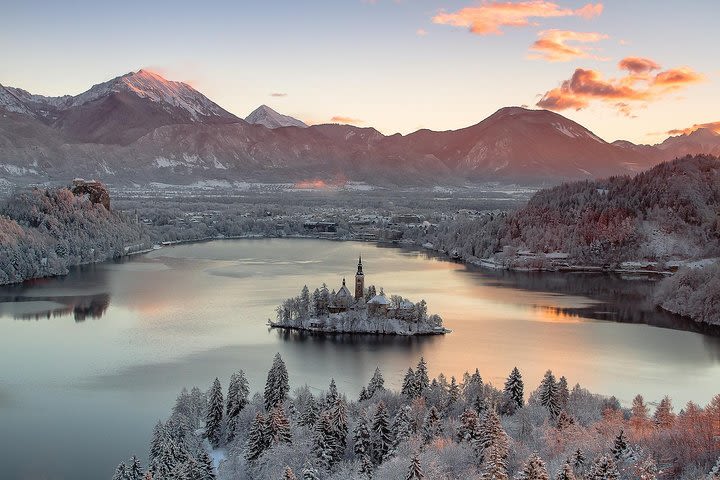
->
[537,58,703,115]
[432,1,603,36]
[270,92,287,97]
[667,121,720,136]
[416,28,428,36]
[331,116,364,125]
[618,56,660,74]
[529,29,608,62]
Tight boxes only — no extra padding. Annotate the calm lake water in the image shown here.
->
[1,238,719,480]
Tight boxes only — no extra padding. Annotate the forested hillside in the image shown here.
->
[0,186,148,284]
[416,155,720,267]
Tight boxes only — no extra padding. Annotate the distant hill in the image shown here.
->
[245,104,307,129]
[1,70,718,186]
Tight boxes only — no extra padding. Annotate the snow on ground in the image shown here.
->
[153,157,183,168]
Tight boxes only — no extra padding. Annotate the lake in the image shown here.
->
[1,238,719,480]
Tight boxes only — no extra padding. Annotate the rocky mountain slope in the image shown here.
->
[0,70,717,186]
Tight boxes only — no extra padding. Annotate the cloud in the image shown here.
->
[270,92,287,97]
[416,28,428,36]
[432,1,603,36]
[537,58,703,115]
[331,116,365,125]
[618,56,660,74]
[529,29,608,62]
[666,121,720,136]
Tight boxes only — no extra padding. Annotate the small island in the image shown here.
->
[269,256,449,335]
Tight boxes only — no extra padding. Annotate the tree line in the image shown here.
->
[115,353,720,479]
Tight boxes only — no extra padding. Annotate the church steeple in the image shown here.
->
[355,254,365,301]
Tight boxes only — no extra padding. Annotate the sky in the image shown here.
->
[1,0,718,143]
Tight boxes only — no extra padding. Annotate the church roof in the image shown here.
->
[368,293,389,305]
[336,278,352,298]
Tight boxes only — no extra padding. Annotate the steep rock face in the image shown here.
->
[245,105,307,129]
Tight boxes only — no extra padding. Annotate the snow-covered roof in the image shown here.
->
[399,300,415,309]
[336,284,352,298]
[368,293,389,305]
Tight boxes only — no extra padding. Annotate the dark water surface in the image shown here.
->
[1,239,718,479]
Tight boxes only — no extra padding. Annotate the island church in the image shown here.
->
[327,256,407,318]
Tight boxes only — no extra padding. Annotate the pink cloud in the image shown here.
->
[331,116,365,125]
[529,29,608,62]
[432,1,603,36]
[537,58,703,115]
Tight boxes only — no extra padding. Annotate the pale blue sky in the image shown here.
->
[1,0,718,143]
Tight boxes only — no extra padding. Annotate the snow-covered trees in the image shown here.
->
[0,186,148,285]
[246,412,270,462]
[538,370,561,418]
[366,367,385,398]
[205,378,224,448]
[226,370,249,442]
[119,354,720,480]
[415,358,430,396]
[503,367,524,411]
[653,396,675,428]
[517,452,550,480]
[405,453,424,480]
[402,368,416,398]
[371,401,393,464]
[709,456,720,479]
[265,353,290,411]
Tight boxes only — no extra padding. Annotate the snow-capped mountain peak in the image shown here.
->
[69,69,233,120]
[245,104,307,129]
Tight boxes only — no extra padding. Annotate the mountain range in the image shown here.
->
[1,69,718,186]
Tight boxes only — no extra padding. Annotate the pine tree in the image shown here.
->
[112,462,128,480]
[401,368,417,398]
[268,405,292,444]
[611,430,628,460]
[245,412,269,462]
[265,353,290,411]
[555,460,576,480]
[457,408,481,443]
[481,445,509,480]
[283,466,298,480]
[300,285,311,318]
[653,396,675,428]
[326,378,339,405]
[405,453,424,480]
[226,370,249,442]
[557,376,569,410]
[353,413,372,456]
[448,376,460,404]
[539,370,560,418]
[149,421,166,467]
[359,386,370,402]
[196,450,215,480]
[313,412,338,471]
[359,453,374,479]
[474,394,487,415]
[329,397,349,461]
[503,367,524,409]
[301,461,321,480]
[128,456,143,480]
[367,367,385,398]
[299,395,319,427]
[572,449,585,474]
[474,410,509,461]
[205,378,224,448]
[422,406,442,443]
[586,454,619,480]
[391,404,413,449]
[517,452,550,480]
[371,401,392,464]
[415,357,430,396]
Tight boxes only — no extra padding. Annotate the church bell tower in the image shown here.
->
[355,255,364,301]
